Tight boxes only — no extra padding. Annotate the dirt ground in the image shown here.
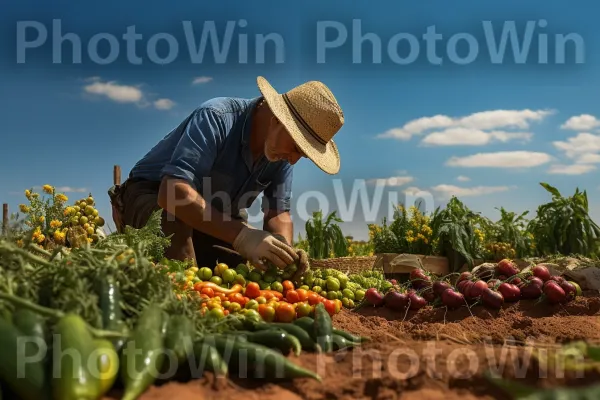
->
[106,291,600,400]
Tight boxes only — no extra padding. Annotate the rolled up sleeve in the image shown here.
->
[262,164,293,213]
[160,108,224,193]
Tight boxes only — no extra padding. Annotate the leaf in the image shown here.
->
[540,182,562,198]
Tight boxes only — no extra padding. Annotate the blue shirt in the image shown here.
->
[129,96,294,216]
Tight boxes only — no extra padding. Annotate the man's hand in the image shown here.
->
[291,248,310,286]
[233,227,299,270]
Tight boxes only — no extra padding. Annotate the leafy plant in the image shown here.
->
[429,197,482,272]
[304,210,349,259]
[479,207,534,259]
[527,183,600,258]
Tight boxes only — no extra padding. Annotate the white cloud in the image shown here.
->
[421,128,532,146]
[446,151,553,168]
[547,164,596,175]
[366,176,414,187]
[402,186,423,195]
[560,114,600,131]
[432,184,513,197]
[153,98,176,110]
[10,186,89,195]
[578,153,600,164]
[552,132,600,159]
[192,76,213,85]
[456,175,470,182]
[83,77,174,111]
[377,109,553,141]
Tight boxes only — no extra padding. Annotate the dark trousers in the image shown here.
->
[110,178,246,269]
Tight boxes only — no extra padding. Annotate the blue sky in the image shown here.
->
[1,0,599,241]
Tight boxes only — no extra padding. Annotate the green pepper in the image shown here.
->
[0,314,49,400]
[12,308,49,366]
[332,333,357,351]
[292,316,316,338]
[254,322,320,352]
[190,337,229,378]
[52,313,102,400]
[164,314,195,366]
[237,329,302,356]
[94,338,119,397]
[96,275,128,352]
[210,335,321,381]
[313,303,333,352]
[332,328,369,343]
[120,303,168,400]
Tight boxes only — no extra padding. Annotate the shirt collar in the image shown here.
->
[241,96,263,146]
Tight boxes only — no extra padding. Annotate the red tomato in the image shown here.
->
[282,280,295,293]
[296,289,308,302]
[229,293,245,306]
[286,290,300,304]
[258,304,276,322]
[323,300,336,317]
[245,282,261,299]
[275,302,296,322]
[193,282,204,292]
[307,292,320,305]
[200,287,215,298]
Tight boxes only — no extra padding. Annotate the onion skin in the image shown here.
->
[457,272,473,283]
[497,259,520,277]
[543,281,566,305]
[441,288,466,309]
[466,280,488,300]
[432,281,452,296]
[408,292,428,310]
[498,283,520,302]
[532,265,551,282]
[365,288,384,307]
[383,290,409,311]
[519,281,543,299]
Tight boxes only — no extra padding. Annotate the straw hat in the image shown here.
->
[257,76,344,174]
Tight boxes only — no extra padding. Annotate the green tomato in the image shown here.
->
[234,274,247,286]
[198,267,213,280]
[338,274,348,289]
[312,286,322,293]
[263,273,276,283]
[347,299,355,308]
[248,271,262,283]
[320,291,328,298]
[222,269,237,283]
[341,297,350,308]
[355,290,365,301]
[299,285,310,291]
[342,289,355,300]
[327,291,338,300]
[209,276,222,285]
[326,277,341,291]
[270,281,284,293]
[235,263,250,275]
[245,299,259,310]
[258,280,271,290]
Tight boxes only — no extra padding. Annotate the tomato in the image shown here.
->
[214,263,229,276]
[200,287,215,298]
[258,304,276,322]
[222,269,237,283]
[229,293,244,304]
[296,289,308,302]
[207,307,225,320]
[295,302,312,318]
[245,299,259,310]
[334,299,342,314]
[228,302,242,313]
[235,263,249,276]
[245,282,261,299]
[209,276,222,285]
[222,300,231,308]
[286,290,300,304]
[307,292,320,305]
[244,309,262,324]
[282,280,295,293]
[193,282,204,292]
[270,281,284,293]
[323,300,336,317]
[234,274,246,286]
[275,302,296,323]
[255,296,267,304]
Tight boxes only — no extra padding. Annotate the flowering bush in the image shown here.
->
[13,185,106,249]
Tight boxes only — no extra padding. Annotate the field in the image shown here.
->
[1,182,600,400]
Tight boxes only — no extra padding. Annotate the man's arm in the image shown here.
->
[263,209,293,245]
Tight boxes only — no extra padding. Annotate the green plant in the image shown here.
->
[429,197,482,272]
[304,210,349,259]
[527,183,600,258]
[479,207,533,259]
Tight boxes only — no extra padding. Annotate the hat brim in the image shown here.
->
[257,76,340,175]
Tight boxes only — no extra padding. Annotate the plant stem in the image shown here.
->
[0,292,64,319]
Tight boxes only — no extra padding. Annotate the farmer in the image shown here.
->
[108,76,344,272]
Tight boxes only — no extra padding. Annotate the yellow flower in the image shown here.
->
[50,220,62,229]
[53,230,66,244]
[38,216,45,223]
[25,190,32,199]
[16,239,24,248]
[32,193,39,199]
[37,234,45,244]
[42,185,54,194]
[32,226,41,239]
[407,229,414,236]
[19,204,30,213]
[55,194,68,203]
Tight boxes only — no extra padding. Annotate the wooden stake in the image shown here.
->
[113,165,121,186]
[2,203,8,235]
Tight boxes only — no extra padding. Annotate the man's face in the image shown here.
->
[264,116,305,165]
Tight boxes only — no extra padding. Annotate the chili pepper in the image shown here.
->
[211,335,321,381]
[259,290,283,300]
[313,303,333,352]
[292,316,316,339]
[194,282,243,295]
[190,337,229,378]
[120,303,168,400]
[12,308,49,358]
[236,329,302,356]
[52,313,102,400]
[332,328,370,343]
[0,314,49,400]
[95,274,128,352]
[254,322,321,353]
[93,338,119,397]
[332,333,357,351]
[164,314,195,365]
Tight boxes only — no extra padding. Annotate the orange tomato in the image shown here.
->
[282,280,295,293]
[296,289,308,302]
[307,292,320,305]
[275,302,296,322]
[323,300,336,317]
[201,287,215,298]
[286,290,300,304]
[245,282,261,299]
[258,304,276,322]
[193,282,204,292]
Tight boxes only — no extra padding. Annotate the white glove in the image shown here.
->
[233,227,298,269]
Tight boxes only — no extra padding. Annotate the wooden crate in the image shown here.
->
[309,256,377,275]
